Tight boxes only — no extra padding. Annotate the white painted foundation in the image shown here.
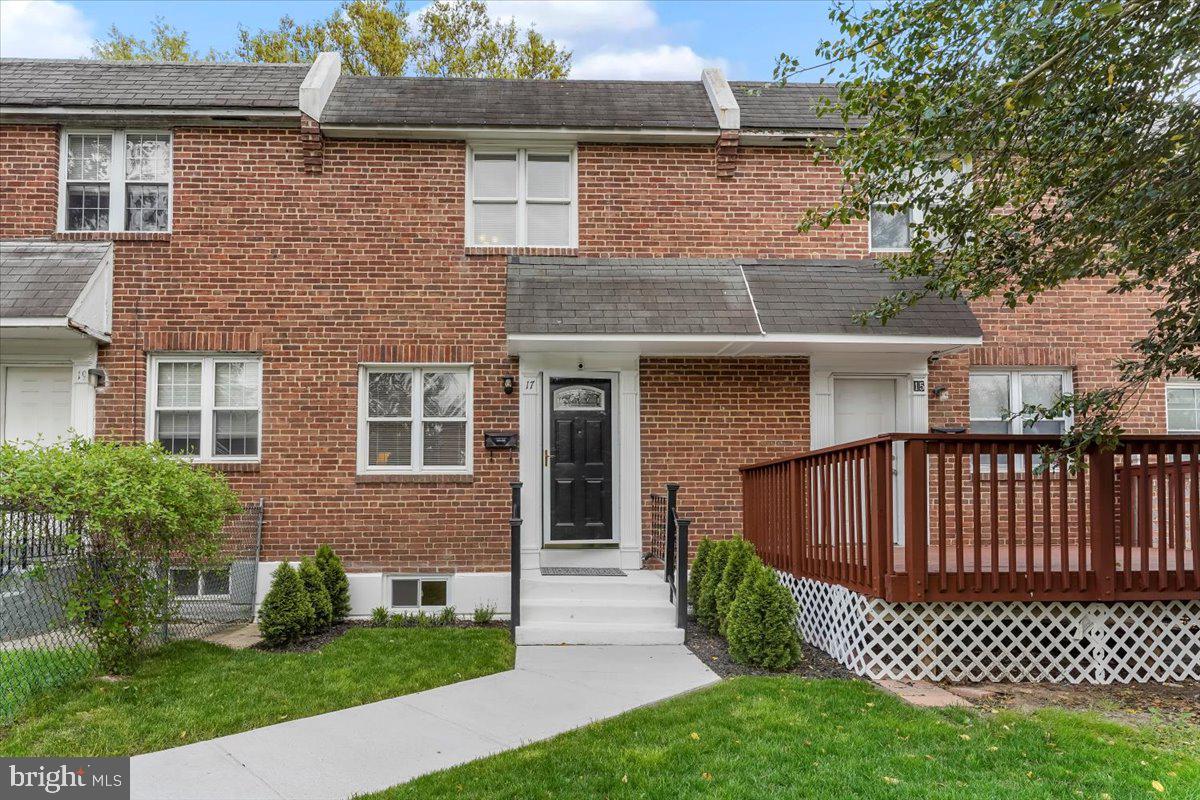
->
[253,563,511,619]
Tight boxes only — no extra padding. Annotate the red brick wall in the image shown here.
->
[0,125,58,237]
[577,144,866,258]
[639,358,810,544]
[0,123,1167,568]
[928,282,1163,433]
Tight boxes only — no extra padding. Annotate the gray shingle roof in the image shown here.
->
[507,258,761,335]
[507,257,981,339]
[731,81,863,130]
[1,240,111,318]
[323,76,718,129]
[0,59,307,109]
[741,260,982,337]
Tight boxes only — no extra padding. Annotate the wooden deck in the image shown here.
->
[743,433,1200,603]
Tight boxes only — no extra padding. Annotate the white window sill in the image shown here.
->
[356,472,474,485]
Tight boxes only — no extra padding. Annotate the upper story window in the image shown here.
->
[869,204,918,251]
[147,354,261,462]
[467,146,575,248]
[1167,380,1200,433]
[60,131,172,232]
[357,365,473,475]
[868,166,964,252]
[969,369,1072,435]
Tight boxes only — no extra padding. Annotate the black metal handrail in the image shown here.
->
[651,485,689,635]
[509,481,522,638]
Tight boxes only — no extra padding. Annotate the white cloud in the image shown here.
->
[571,44,728,81]
[486,1,657,39]
[0,0,93,58]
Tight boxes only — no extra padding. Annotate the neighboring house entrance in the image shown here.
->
[833,377,897,445]
[2,366,73,445]
[546,377,614,542]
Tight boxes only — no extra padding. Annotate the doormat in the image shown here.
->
[540,567,627,577]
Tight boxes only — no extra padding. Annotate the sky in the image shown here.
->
[0,0,846,81]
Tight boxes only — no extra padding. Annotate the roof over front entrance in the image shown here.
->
[506,257,982,356]
[0,240,113,341]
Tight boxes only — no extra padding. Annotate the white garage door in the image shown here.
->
[833,377,897,445]
[3,366,73,445]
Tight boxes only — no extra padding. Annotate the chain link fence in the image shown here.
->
[1,501,263,723]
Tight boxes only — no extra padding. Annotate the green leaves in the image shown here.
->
[233,0,570,78]
[0,440,241,673]
[782,0,1200,456]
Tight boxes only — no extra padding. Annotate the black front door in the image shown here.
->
[548,378,613,541]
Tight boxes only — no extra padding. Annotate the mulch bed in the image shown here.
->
[253,621,369,653]
[684,619,856,680]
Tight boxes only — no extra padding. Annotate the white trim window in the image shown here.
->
[358,365,473,474]
[969,368,1072,435]
[388,576,449,610]
[1167,380,1200,433]
[147,354,262,462]
[60,130,172,232]
[466,146,576,248]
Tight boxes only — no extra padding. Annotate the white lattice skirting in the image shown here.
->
[777,572,1200,684]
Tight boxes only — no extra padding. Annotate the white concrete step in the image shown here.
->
[521,571,671,603]
[522,597,677,626]
[515,622,685,646]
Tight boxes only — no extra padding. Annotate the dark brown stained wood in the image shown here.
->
[990,442,1000,593]
[1174,442,1186,588]
[741,433,1200,604]
[1042,460,1053,593]
[1007,442,1018,593]
[956,444,966,593]
[1025,442,1035,592]
[1140,441,1152,590]
[973,446,983,593]
[1060,459,1070,590]
[937,442,948,593]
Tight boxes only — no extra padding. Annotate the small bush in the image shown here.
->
[298,557,333,633]
[696,538,732,633]
[726,560,801,671]
[314,545,352,623]
[687,537,713,604]
[415,610,432,627]
[370,607,388,627]
[716,537,756,636]
[473,604,496,624]
[259,563,315,647]
[437,606,457,626]
[387,611,410,627]
[0,439,239,673]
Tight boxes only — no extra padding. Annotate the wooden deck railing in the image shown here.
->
[741,434,1200,603]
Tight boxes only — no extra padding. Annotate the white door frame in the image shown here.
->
[517,352,643,570]
[541,370,620,546]
[0,342,99,443]
[809,353,929,450]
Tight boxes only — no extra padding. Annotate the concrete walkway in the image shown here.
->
[130,645,719,800]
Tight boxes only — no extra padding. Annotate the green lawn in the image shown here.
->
[0,626,514,757]
[1,646,98,722]
[368,677,1200,800]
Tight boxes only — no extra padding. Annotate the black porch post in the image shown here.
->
[675,517,691,633]
[509,481,523,637]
